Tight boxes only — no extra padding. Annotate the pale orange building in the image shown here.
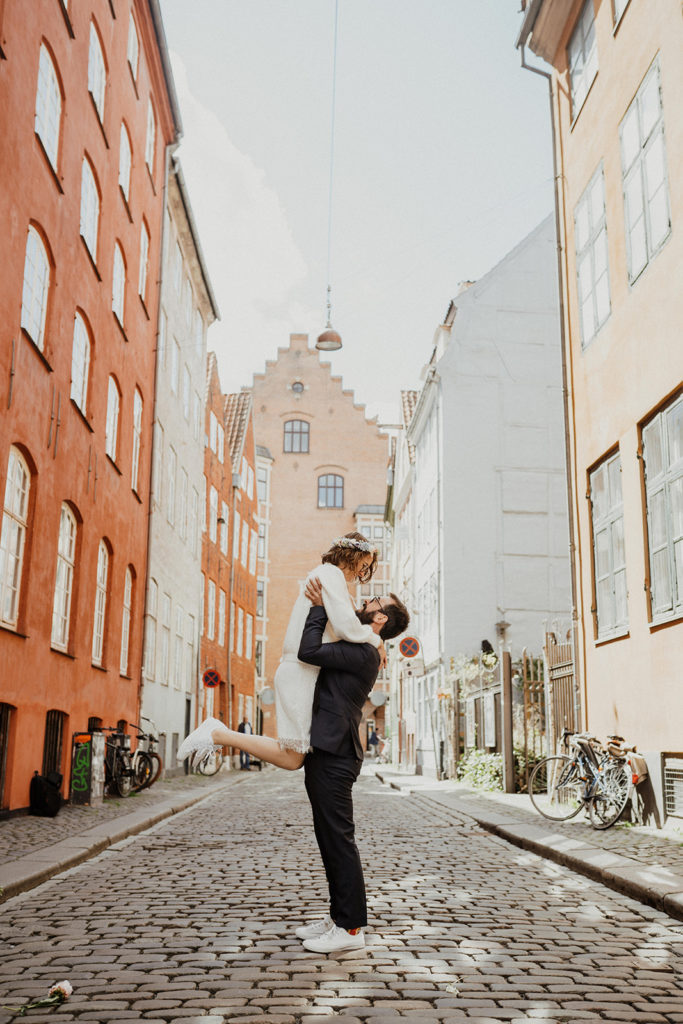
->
[518,0,683,819]
[249,334,390,747]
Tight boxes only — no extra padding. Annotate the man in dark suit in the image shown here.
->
[237,717,252,770]
[295,579,409,954]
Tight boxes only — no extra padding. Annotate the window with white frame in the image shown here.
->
[131,388,143,493]
[284,420,309,453]
[202,475,207,532]
[256,579,264,617]
[207,580,216,640]
[218,589,226,646]
[194,311,204,359]
[568,0,598,116]
[209,411,218,453]
[318,473,343,508]
[127,12,139,81]
[200,574,205,635]
[209,485,218,543]
[80,157,99,259]
[237,606,244,656]
[185,614,195,691]
[174,606,183,688]
[233,510,241,558]
[152,421,163,505]
[217,425,225,464]
[257,522,266,560]
[160,592,171,683]
[590,452,628,637]
[0,448,30,628]
[35,44,61,169]
[642,395,683,619]
[51,503,77,650]
[245,613,253,660]
[167,447,176,525]
[144,577,157,678]
[145,99,155,173]
[87,22,106,121]
[21,226,50,350]
[230,601,235,651]
[620,60,671,284]
[112,242,125,324]
[170,339,179,395]
[118,123,132,201]
[91,540,109,665]
[182,366,190,421]
[105,376,120,461]
[120,566,133,675]
[193,391,201,441]
[178,469,188,540]
[190,487,199,556]
[220,501,228,554]
[257,465,268,504]
[575,165,611,346]
[138,222,149,301]
[241,519,249,566]
[158,310,167,369]
[255,639,263,676]
[70,313,90,414]
[249,528,257,575]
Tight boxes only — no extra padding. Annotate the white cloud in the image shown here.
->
[170,53,317,392]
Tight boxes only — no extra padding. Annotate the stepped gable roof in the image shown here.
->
[224,391,252,472]
[401,390,419,464]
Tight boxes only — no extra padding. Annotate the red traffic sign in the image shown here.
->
[202,668,221,688]
[399,636,420,658]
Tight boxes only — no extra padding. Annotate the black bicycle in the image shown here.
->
[102,728,135,797]
[130,718,163,791]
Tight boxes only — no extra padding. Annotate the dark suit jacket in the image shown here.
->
[298,606,381,761]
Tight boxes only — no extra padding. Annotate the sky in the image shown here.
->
[159,0,554,423]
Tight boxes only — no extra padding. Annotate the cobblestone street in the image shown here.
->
[1,770,683,1024]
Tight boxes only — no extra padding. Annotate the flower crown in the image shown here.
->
[332,536,376,554]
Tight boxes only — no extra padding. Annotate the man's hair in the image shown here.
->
[380,593,410,640]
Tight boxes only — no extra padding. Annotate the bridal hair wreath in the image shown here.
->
[331,536,377,553]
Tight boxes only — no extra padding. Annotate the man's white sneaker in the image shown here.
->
[177,717,222,763]
[295,915,333,940]
[302,924,365,954]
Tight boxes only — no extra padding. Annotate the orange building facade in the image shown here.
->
[249,333,390,745]
[518,0,683,816]
[0,0,179,811]
[200,357,258,754]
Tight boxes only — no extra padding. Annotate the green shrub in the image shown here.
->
[457,748,504,791]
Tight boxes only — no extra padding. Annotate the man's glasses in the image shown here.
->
[364,594,384,610]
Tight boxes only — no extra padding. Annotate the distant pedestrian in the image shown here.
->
[368,729,380,758]
[237,718,252,770]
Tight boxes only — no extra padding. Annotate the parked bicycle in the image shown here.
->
[102,728,134,797]
[192,747,223,776]
[130,718,163,791]
[529,729,637,830]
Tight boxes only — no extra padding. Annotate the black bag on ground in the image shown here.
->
[29,770,63,817]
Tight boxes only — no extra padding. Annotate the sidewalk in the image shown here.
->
[375,766,683,922]
[0,767,249,903]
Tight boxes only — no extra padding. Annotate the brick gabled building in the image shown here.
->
[0,0,180,811]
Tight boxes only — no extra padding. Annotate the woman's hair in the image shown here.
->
[321,531,378,582]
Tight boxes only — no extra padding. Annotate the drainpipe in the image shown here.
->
[519,44,583,732]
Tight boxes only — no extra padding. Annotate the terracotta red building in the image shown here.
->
[0,0,180,811]
[199,357,258,756]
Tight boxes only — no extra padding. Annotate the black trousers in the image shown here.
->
[304,747,367,930]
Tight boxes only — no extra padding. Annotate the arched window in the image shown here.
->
[21,226,50,349]
[120,566,133,675]
[138,221,149,300]
[80,157,99,259]
[318,473,344,509]
[284,420,310,453]
[87,22,106,120]
[105,376,120,461]
[145,99,156,173]
[127,12,139,82]
[144,577,157,678]
[118,122,132,201]
[51,503,77,650]
[131,389,143,493]
[0,448,31,627]
[35,43,61,169]
[70,313,90,414]
[91,540,109,665]
[112,242,125,324]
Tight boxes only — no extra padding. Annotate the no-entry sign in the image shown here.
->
[202,668,221,688]
[399,636,420,658]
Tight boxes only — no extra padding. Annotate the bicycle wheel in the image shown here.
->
[132,750,154,791]
[529,755,585,821]
[197,749,222,776]
[143,751,163,788]
[114,751,133,797]
[589,762,631,829]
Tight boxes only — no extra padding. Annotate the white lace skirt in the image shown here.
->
[274,656,319,754]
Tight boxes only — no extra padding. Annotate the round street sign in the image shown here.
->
[399,636,420,658]
[202,668,221,688]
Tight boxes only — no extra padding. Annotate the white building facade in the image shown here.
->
[141,160,219,769]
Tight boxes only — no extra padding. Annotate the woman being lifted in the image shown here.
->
[177,532,386,769]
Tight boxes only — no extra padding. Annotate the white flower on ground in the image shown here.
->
[48,980,73,999]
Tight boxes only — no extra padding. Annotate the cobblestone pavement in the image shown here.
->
[0,772,231,865]
[1,770,683,1024]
